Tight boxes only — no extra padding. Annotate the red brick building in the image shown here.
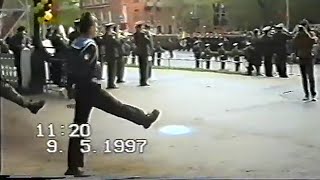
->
[80,0,176,33]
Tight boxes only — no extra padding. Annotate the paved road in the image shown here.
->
[1,68,320,178]
[130,50,313,76]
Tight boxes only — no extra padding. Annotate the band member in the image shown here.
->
[65,12,161,176]
[114,26,126,84]
[231,43,241,72]
[0,78,45,114]
[133,21,152,86]
[293,25,317,101]
[244,41,259,76]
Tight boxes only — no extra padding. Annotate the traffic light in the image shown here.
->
[34,0,54,24]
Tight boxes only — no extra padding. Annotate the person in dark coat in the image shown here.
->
[273,23,292,78]
[293,25,317,101]
[133,21,152,86]
[113,26,126,84]
[260,26,275,77]
[65,12,161,176]
[8,26,30,88]
[102,22,119,89]
[144,24,155,79]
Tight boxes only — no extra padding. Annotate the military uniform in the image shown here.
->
[133,23,151,86]
[273,24,292,78]
[260,26,274,77]
[102,23,119,89]
[244,42,260,75]
[65,37,161,176]
[193,40,202,68]
[218,43,228,70]
[203,44,213,69]
[154,42,165,66]
[231,43,241,71]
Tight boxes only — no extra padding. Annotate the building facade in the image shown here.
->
[80,0,176,33]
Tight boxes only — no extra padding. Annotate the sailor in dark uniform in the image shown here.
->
[231,43,241,72]
[273,23,292,78]
[65,12,161,176]
[133,21,152,86]
[218,43,228,70]
[102,22,119,89]
[244,41,260,76]
[113,26,126,84]
[203,43,213,69]
[260,26,274,77]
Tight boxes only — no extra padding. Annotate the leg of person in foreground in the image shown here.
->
[0,79,45,114]
[65,83,161,176]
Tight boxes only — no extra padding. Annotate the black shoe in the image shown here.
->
[27,100,46,114]
[143,110,161,129]
[311,96,317,102]
[140,83,150,87]
[280,75,289,78]
[302,96,310,101]
[116,80,126,84]
[107,85,119,89]
[64,167,90,177]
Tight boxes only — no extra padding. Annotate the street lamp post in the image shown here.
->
[286,0,290,29]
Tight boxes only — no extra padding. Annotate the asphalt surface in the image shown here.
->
[1,66,320,178]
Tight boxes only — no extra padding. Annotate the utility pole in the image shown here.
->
[286,0,290,29]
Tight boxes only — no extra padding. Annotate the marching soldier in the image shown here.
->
[273,23,292,78]
[218,43,228,70]
[231,43,241,72]
[203,44,213,69]
[260,26,275,77]
[65,13,161,176]
[133,21,152,86]
[102,22,119,89]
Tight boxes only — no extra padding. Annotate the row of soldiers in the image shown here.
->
[192,21,319,77]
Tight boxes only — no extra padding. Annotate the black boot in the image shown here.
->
[64,167,90,177]
[142,109,161,129]
[27,100,46,114]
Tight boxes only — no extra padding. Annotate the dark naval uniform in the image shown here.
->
[193,41,202,68]
[102,31,119,89]
[218,43,228,70]
[273,25,292,78]
[133,29,151,86]
[66,37,160,175]
[260,26,274,77]
[231,43,241,72]
[244,42,261,75]
[203,44,213,69]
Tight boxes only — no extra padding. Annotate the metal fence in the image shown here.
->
[0,53,18,87]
